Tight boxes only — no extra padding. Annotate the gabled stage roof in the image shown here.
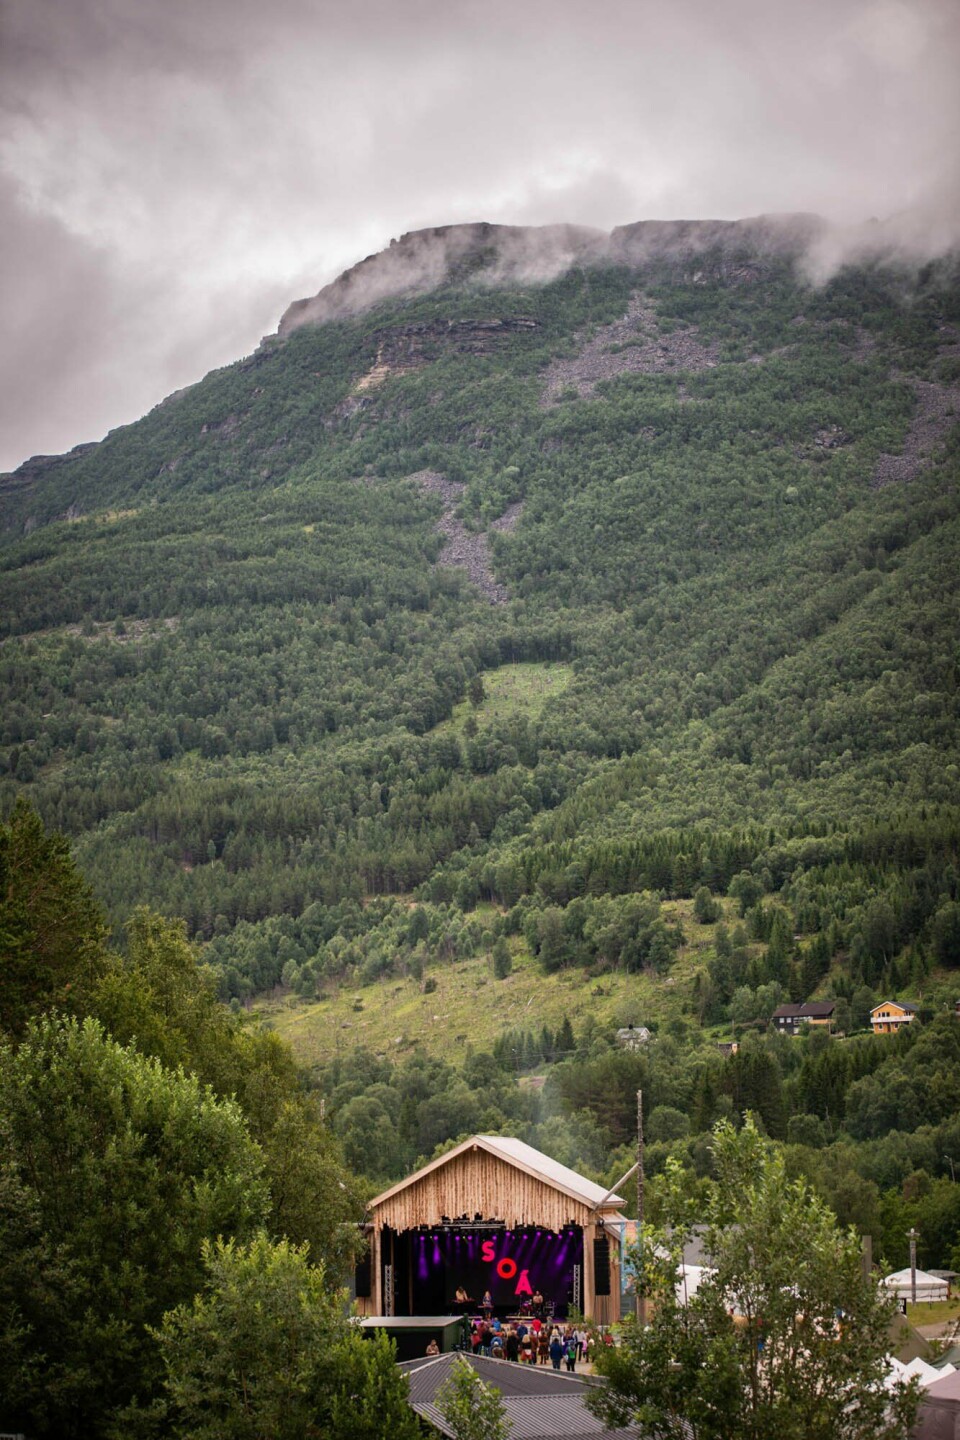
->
[369,1133,625,1216]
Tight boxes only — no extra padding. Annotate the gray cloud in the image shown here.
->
[1,0,958,471]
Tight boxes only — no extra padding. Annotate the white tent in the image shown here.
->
[904,1359,957,1388]
[883,1269,949,1301]
[886,1357,956,1398]
[676,1263,711,1302]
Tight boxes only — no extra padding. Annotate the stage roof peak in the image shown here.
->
[368,1133,625,1216]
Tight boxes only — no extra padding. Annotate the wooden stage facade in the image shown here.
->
[356,1134,626,1326]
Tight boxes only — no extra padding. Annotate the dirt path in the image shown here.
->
[411,471,520,603]
[540,291,719,403]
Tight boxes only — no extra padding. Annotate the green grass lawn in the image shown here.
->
[430,661,574,737]
[906,1297,960,1328]
[252,897,739,1072]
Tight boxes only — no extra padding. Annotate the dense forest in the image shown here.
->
[3,223,960,1348]
[0,801,421,1437]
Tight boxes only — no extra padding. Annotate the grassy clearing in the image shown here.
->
[906,1298,960,1328]
[258,950,662,1071]
[431,661,574,737]
[253,898,738,1072]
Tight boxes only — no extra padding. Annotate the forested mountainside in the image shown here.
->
[3,218,960,1260]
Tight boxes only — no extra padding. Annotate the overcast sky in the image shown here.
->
[2,0,958,473]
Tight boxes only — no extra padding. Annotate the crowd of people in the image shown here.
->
[459,1317,610,1370]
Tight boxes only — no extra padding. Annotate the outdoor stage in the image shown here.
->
[356,1134,625,1325]
[380,1221,584,1319]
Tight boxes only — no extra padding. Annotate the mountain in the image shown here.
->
[2,215,959,1072]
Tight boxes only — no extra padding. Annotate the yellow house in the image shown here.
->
[870,1000,918,1034]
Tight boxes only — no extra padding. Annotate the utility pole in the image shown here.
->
[908,1227,919,1307]
[637,1088,645,1326]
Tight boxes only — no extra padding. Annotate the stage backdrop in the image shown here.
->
[412,1225,583,1311]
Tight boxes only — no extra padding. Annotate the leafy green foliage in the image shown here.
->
[92,908,365,1274]
[0,809,366,1436]
[589,1118,920,1440]
[0,1014,268,1438]
[153,1233,419,1440]
[435,1356,510,1440]
[0,797,107,1034]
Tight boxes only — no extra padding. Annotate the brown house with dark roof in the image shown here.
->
[771,1001,836,1035]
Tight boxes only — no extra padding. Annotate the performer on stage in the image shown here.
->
[531,1287,544,1318]
[481,1288,494,1317]
[454,1285,473,1313]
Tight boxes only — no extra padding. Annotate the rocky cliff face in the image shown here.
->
[275,213,825,339]
[275,221,606,337]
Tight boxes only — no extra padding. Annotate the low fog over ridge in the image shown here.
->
[4,203,959,479]
[3,0,957,472]
[275,209,960,339]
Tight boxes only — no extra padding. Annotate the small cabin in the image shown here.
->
[616,1025,651,1050]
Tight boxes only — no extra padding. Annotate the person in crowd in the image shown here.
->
[564,1333,577,1371]
[490,1333,504,1359]
[520,1329,535,1363]
[575,1325,587,1360]
[549,1332,564,1370]
[425,1338,440,1356]
[505,1326,520,1362]
[538,1328,550,1365]
[479,1320,492,1355]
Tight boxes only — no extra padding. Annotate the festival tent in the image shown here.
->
[914,1368,960,1440]
[900,1357,956,1387]
[883,1268,949,1301]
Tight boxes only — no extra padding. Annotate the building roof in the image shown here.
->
[772,1001,836,1019]
[871,1000,919,1014]
[887,1309,935,1364]
[400,1352,642,1438]
[369,1134,625,1214]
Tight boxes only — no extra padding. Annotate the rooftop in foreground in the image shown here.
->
[399,1351,642,1439]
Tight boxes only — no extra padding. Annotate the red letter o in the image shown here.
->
[496,1257,517,1280]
